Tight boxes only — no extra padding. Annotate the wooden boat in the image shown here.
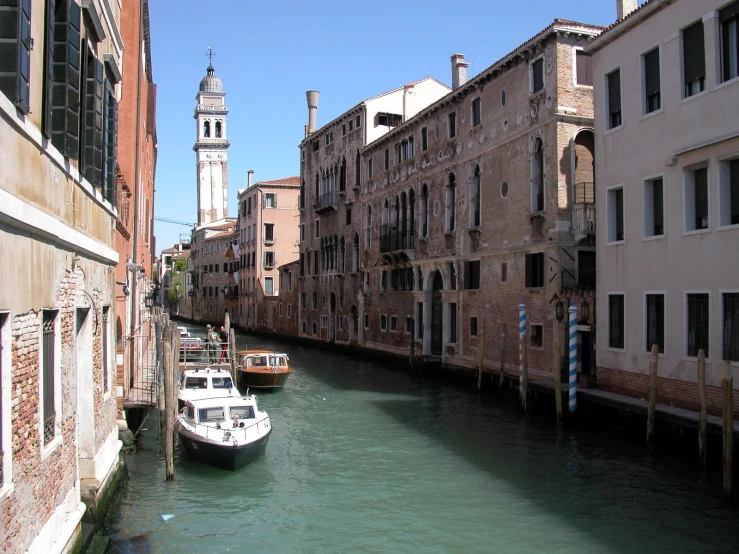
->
[175,394,271,471]
[236,351,293,391]
[177,367,236,410]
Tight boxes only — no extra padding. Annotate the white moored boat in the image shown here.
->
[177,367,236,410]
[175,394,271,471]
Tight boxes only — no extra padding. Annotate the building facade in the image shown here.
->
[237,175,301,329]
[587,0,739,415]
[271,260,300,336]
[296,21,602,383]
[116,0,157,417]
[191,223,238,325]
[0,0,126,551]
[160,242,191,317]
[297,78,452,342]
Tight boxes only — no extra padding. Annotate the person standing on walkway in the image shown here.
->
[207,325,219,364]
[218,325,229,363]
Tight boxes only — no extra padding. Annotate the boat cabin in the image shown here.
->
[240,352,289,369]
[178,367,235,407]
[182,399,256,427]
[178,326,190,338]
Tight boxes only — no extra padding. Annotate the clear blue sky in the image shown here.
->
[150,0,635,252]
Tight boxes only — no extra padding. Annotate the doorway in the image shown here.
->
[349,305,358,344]
[577,330,592,374]
[431,272,443,356]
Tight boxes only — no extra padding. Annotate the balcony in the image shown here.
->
[263,237,274,245]
[572,203,596,239]
[561,268,596,291]
[315,191,338,213]
[223,286,239,299]
[380,226,415,253]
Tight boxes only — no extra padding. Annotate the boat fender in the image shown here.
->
[239,422,245,428]
[216,423,221,430]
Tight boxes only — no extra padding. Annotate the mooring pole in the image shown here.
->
[409,318,415,373]
[697,349,707,467]
[554,322,562,425]
[477,320,486,391]
[521,332,529,412]
[162,325,175,481]
[647,343,659,450]
[568,301,577,412]
[498,324,507,393]
[229,328,237,376]
[722,360,733,502]
[519,300,526,405]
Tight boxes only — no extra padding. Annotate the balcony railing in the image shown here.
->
[315,191,338,212]
[561,268,596,291]
[572,203,596,233]
[380,226,415,253]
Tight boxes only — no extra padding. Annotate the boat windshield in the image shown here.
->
[198,407,225,422]
[247,356,268,367]
[268,356,286,367]
[211,377,232,389]
[229,406,255,419]
[185,377,208,389]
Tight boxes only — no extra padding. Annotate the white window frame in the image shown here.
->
[640,44,663,118]
[643,172,666,240]
[683,162,711,234]
[604,65,623,133]
[529,55,545,95]
[264,276,274,296]
[572,47,593,88]
[606,183,626,245]
[684,289,712,361]
[0,312,13,497]
[607,292,627,352]
[718,154,739,229]
[643,290,667,356]
[39,311,62,460]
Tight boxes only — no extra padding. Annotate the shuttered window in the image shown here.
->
[607,69,622,129]
[575,50,593,86]
[644,48,661,113]
[82,50,104,187]
[0,0,32,113]
[683,21,706,97]
[721,1,739,82]
[42,0,55,136]
[104,82,118,205]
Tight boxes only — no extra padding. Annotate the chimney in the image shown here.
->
[616,0,638,20]
[451,53,469,89]
[247,170,254,188]
[306,91,320,134]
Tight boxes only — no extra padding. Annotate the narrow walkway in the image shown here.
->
[529,378,739,434]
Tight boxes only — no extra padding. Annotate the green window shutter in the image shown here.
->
[0,0,32,113]
[104,83,117,205]
[51,0,81,158]
[42,0,56,138]
[83,54,103,186]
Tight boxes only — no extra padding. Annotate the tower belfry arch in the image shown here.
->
[194,50,230,226]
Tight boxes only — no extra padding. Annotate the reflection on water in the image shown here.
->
[111,329,739,553]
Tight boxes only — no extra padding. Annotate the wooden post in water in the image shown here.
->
[409,318,415,373]
[477,320,486,391]
[224,311,231,335]
[229,328,237,375]
[722,361,733,502]
[162,325,175,481]
[553,324,562,425]
[647,343,659,450]
[697,349,707,467]
[521,334,529,412]
[498,324,507,392]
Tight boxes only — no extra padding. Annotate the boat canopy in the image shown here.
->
[241,353,288,368]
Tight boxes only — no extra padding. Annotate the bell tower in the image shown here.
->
[194,48,229,226]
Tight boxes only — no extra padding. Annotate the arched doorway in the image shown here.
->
[431,272,444,356]
[329,293,336,343]
[349,305,359,344]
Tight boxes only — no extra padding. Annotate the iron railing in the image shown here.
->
[315,191,338,210]
[380,226,415,253]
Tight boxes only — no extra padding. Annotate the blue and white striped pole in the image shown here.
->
[568,300,578,412]
[519,299,526,399]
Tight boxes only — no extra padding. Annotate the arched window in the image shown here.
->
[408,189,416,244]
[365,206,372,249]
[420,184,428,238]
[445,173,456,232]
[340,236,346,273]
[470,165,481,227]
[532,138,544,212]
[203,120,211,137]
[355,150,361,189]
[215,121,222,138]
[352,233,359,272]
[340,157,347,192]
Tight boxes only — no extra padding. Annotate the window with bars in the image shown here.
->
[683,21,706,97]
[42,310,57,445]
[687,293,709,357]
[723,293,739,361]
[646,294,665,353]
[609,295,625,349]
[102,306,109,392]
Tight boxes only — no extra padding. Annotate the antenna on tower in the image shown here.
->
[206,46,216,65]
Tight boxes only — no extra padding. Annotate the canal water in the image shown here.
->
[110,329,738,553]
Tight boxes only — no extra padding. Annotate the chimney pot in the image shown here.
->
[306,90,320,134]
[616,0,638,20]
[247,170,254,188]
[451,53,470,90]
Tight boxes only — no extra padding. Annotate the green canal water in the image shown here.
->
[110,330,738,553]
